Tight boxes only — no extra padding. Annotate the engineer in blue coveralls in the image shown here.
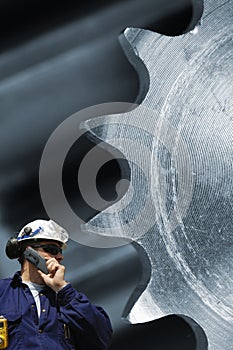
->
[0,219,112,350]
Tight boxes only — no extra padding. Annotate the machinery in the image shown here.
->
[80,1,233,349]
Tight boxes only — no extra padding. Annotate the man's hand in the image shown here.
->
[38,258,68,292]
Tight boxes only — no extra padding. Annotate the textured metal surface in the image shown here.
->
[81,0,233,349]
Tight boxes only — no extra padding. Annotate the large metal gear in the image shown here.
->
[82,1,233,349]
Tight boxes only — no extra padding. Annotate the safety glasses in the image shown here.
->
[30,244,62,255]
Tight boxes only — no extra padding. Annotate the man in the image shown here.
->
[1,219,112,350]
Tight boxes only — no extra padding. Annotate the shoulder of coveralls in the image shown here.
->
[0,277,13,297]
[0,271,22,292]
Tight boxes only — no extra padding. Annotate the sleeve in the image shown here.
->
[56,283,113,350]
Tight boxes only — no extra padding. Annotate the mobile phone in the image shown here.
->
[24,247,49,274]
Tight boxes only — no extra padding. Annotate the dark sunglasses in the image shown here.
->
[30,244,62,255]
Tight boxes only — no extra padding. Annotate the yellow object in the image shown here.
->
[0,316,8,349]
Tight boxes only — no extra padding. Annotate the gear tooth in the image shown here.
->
[80,102,137,141]
[119,27,143,55]
[80,116,115,141]
[119,27,160,57]
[119,28,159,104]
[82,208,122,235]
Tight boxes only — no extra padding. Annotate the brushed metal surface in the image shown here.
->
[82,0,233,349]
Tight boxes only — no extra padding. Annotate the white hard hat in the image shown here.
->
[17,219,69,249]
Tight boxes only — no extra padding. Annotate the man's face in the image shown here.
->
[29,240,64,263]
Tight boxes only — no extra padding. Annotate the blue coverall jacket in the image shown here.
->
[0,272,112,349]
